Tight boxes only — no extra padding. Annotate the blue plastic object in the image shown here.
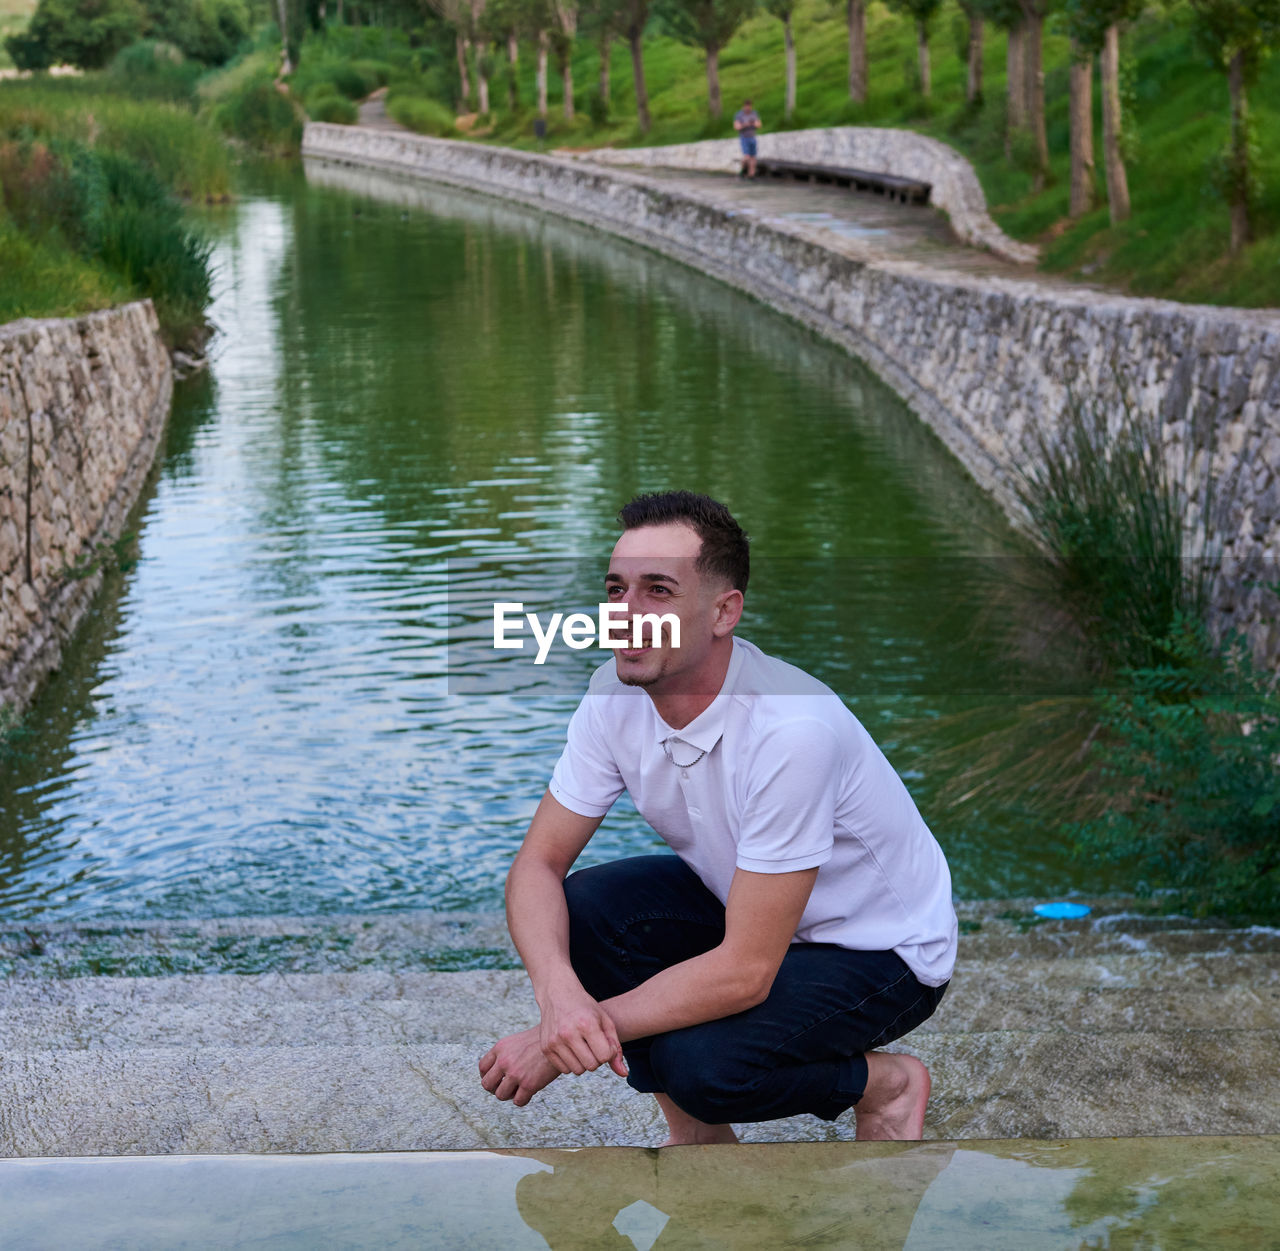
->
[1033,901,1092,919]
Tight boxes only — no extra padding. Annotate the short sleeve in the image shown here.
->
[549,694,625,818]
[735,717,840,873]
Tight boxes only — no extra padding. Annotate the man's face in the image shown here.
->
[604,523,737,693]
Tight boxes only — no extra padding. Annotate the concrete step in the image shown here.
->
[1,1028,1276,1157]
[4,909,1277,982]
[1,956,1278,1050]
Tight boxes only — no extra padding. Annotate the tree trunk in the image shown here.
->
[1227,47,1250,254]
[705,42,721,118]
[628,25,650,133]
[784,15,796,119]
[275,0,294,74]
[1005,20,1024,158]
[1069,43,1095,218]
[916,18,930,99]
[456,34,471,109]
[562,56,574,120]
[478,66,490,115]
[1023,6,1048,186]
[507,32,518,110]
[966,12,983,106]
[599,34,611,105]
[847,0,866,104]
[1100,23,1130,224]
[537,30,548,118]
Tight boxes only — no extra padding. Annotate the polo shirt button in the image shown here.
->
[682,770,689,780]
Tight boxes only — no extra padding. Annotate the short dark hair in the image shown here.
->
[618,491,749,593]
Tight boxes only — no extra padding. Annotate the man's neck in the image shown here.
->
[647,637,734,730]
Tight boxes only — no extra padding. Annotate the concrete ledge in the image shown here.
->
[572,126,1039,265]
[302,123,1280,661]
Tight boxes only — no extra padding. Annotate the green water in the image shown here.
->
[0,160,1095,921]
[4,1137,1275,1249]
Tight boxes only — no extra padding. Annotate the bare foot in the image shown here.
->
[854,1052,931,1141]
[655,1093,740,1146]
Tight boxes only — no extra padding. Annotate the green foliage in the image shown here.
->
[305,83,358,121]
[1014,391,1206,675]
[1070,616,1280,921]
[6,0,144,70]
[0,215,125,322]
[103,40,204,104]
[209,71,304,151]
[0,135,212,343]
[386,89,458,135]
[656,0,757,57]
[0,83,232,198]
[138,0,251,66]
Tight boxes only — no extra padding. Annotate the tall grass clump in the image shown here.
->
[0,81,232,199]
[0,135,212,344]
[1015,393,1209,676]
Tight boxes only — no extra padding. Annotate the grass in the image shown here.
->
[383,0,1278,307]
[0,79,232,198]
[0,78,225,341]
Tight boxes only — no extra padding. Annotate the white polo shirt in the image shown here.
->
[549,636,957,987]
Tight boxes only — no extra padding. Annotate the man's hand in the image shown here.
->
[479,1028,564,1106]
[538,988,628,1078]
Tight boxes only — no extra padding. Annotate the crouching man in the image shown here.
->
[479,491,956,1144]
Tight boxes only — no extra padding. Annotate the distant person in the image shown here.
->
[733,99,762,178]
[479,491,955,1145]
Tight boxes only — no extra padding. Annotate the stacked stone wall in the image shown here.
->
[303,123,1280,660]
[0,301,173,714]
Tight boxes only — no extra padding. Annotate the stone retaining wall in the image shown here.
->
[574,127,1038,265]
[304,123,1280,660]
[0,301,173,715]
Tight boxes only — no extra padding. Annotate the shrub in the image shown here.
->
[1070,616,1280,921]
[7,0,144,71]
[306,90,357,124]
[211,76,303,153]
[104,41,203,105]
[386,92,456,137]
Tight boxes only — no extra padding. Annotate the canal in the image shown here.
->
[0,161,1098,922]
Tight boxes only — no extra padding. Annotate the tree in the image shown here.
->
[764,0,797,119]
[657,0,756,118]
[889,0,942,99]
[970,0,1022,155]
[7,0,143,70]
[1065,0,1142,224]
[1018,0,1052,186]
[846,0,866,102]
[1067,38,1094,216]
[622,0,653,131]
[547,0,577,119]
[1186,0,1280,254]
[958,0,984,105]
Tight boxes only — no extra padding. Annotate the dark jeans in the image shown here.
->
[565,854,948,1125]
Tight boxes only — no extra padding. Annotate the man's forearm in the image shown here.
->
[505,853,586,1006]
[599,945,766,1042]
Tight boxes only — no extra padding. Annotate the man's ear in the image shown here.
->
[712,588,744,637]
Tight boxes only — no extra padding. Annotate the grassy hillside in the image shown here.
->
[414,1,1280,307]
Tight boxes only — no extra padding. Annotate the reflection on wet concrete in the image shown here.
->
[2,1136,1276,1250]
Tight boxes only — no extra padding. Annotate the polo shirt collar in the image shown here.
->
[655,637,745,755]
